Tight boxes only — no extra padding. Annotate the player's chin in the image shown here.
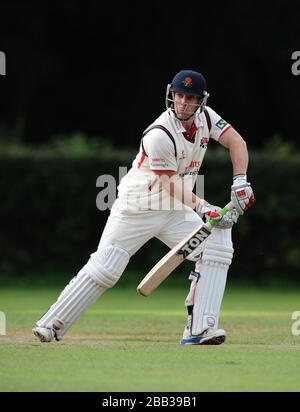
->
[176,112,188,119]
[177,110,194,118]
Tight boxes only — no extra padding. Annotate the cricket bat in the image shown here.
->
[137,201,234,296]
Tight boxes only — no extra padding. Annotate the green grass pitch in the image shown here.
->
[0,284,300,391]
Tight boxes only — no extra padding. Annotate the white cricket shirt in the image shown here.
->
[114,107,231,212]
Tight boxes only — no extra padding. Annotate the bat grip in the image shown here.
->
[208,201,234,227]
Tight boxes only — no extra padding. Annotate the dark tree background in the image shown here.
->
[0,0,299,148]
[0,1,300,279]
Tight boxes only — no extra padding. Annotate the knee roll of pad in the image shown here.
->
[85,244,130,288]
[202,240,234,267]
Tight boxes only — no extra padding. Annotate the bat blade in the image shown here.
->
[137,251,184,297]
[137,201,233,297]
[137,224,211,296]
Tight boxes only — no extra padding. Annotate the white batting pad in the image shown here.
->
[191,229,233,335]
[36,269,105,339]
[88,244,130,288]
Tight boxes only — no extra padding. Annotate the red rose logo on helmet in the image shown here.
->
[182,76,193,87]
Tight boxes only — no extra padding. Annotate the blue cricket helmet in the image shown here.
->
[170,70,208,97]
[166,69,210,114]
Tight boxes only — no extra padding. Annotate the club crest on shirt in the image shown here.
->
[200,137,209,149]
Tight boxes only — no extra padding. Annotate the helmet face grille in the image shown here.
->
[165,76,210,115]
[169,70,207,98]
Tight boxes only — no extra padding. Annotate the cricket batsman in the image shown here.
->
[33,69,254,345]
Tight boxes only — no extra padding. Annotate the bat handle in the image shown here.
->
[223,201,234,213]
[208,201,234,227]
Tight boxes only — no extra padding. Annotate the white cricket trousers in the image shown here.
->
[36,204,232,339]
[97,205,204,257]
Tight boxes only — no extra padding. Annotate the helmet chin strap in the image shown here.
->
[174,111,196,122]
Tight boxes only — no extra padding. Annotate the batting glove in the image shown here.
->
[196,202,239,229]
[231,174,255,215]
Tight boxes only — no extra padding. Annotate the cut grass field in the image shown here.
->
[0,283,300,392]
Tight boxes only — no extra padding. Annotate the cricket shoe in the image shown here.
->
[32,326,56,343]
[180,328,226,345]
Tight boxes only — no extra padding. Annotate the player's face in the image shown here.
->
[173,92,200,120]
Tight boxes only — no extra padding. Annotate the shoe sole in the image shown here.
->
[33,329,46,342]
[180,334,226,345]
[200,335,226,345]
[32,328,52,343]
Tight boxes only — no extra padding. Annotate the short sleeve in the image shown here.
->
[205,107,232,141]
[142,129,177,172]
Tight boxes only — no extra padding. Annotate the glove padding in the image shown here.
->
[231,175,255,215]
[196,202,239,229]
